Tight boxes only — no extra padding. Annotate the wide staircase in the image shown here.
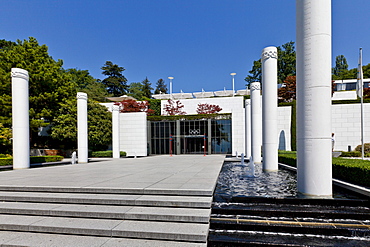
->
[208,197,370,246]
[0,186,210,246]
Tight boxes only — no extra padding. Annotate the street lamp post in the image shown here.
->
[230,73,236,96]
[168,76,174,98]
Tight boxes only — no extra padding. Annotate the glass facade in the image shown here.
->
[148,119,231,155]
[149,121,176,155]
[211,119,232,154]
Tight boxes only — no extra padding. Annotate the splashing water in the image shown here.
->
[214,162,297,202]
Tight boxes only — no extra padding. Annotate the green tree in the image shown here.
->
[363,63,370,78]
[245,41,296,86]
[51,99,112,150]
[332,55,356,80]
[66,68,110,102]
[128,82,144,100]
[0,39,16,50]
[244,60,262,86]
[333,55,348,77]
[101,61,128,96]
[81,80,111,102]
[154,78,168,94]
[0,37,77,147]
[0,123,11,154]
[67,68,95,89]
[141,77,153,98]
[277,41,296,84]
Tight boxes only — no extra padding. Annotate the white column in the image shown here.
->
[261,47,278,171]
[244,99,252,158]
[112,105,120,158]
[11,68,30,169]
[77,92,88,163]
[250,82,262,163]
[296,0,332,197]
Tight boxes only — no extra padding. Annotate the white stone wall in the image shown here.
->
[332,91,357,100]
[161,97,245,155]
[332,103,370,151]
[277,106,292,151]
[120,112,147,157]
[101,100,368,154]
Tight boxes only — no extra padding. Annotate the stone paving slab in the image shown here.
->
[0,231,109,247]
[0,155,225,196]
[0,215,209,242]
[124,206,210,223]
[112,220,209,242]
[0,201,210,223]
[29,216,121,237]
[134,195,212,208]
[0,191,212,208]
[0,231,207,247]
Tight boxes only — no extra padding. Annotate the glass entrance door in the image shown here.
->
[183,136,206,154]
[180,120,207,154]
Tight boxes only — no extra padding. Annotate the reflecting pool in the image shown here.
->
[213,161,364,202]
[214,162,297,202]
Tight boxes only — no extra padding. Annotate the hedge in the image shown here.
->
[0,155,64,166]
[332,98,370,105]
[340,151,362,157]
[0,158,12,166]
[30,156,64,163]
[147,113,231,121]
[90,151,127,157]
[278,152,370,187]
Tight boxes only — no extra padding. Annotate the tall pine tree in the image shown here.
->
[141,77,153,99]
[101,61,128,96]
[154,78,168,94]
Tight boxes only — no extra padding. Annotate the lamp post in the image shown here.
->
[230,73,236,96]
[168,76,174,98]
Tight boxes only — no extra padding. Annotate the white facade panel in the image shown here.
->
[120,112,147,157]
[332,103,370,152]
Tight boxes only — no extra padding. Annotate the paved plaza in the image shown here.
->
[0,155,225,246]
[0,155,224,195]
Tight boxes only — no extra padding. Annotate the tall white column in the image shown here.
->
[244,99,252,158]
[112,105,120,158]
[296,0,332,197]
[77,92,88,163]
[11,68,30,169]
[250,82,262,163]
[261,47,278,171]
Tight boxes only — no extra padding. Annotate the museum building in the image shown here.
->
[102,90,292,157]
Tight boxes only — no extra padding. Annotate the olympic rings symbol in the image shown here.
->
[189,129,200,135]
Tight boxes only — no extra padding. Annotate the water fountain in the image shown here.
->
[210,159,370,246]
[214,159,297,202]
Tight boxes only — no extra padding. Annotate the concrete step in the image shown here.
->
[0,185,213,196]
[0,214,209,242]
[0,201,210,223]
[0,191,212,208]
[0,231,207,246]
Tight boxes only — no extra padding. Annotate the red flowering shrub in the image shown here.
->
[163,99,186,115]
[115,99,154,115]
[196,103,222,114]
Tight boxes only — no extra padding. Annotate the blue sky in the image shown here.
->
[1,0,369,93]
